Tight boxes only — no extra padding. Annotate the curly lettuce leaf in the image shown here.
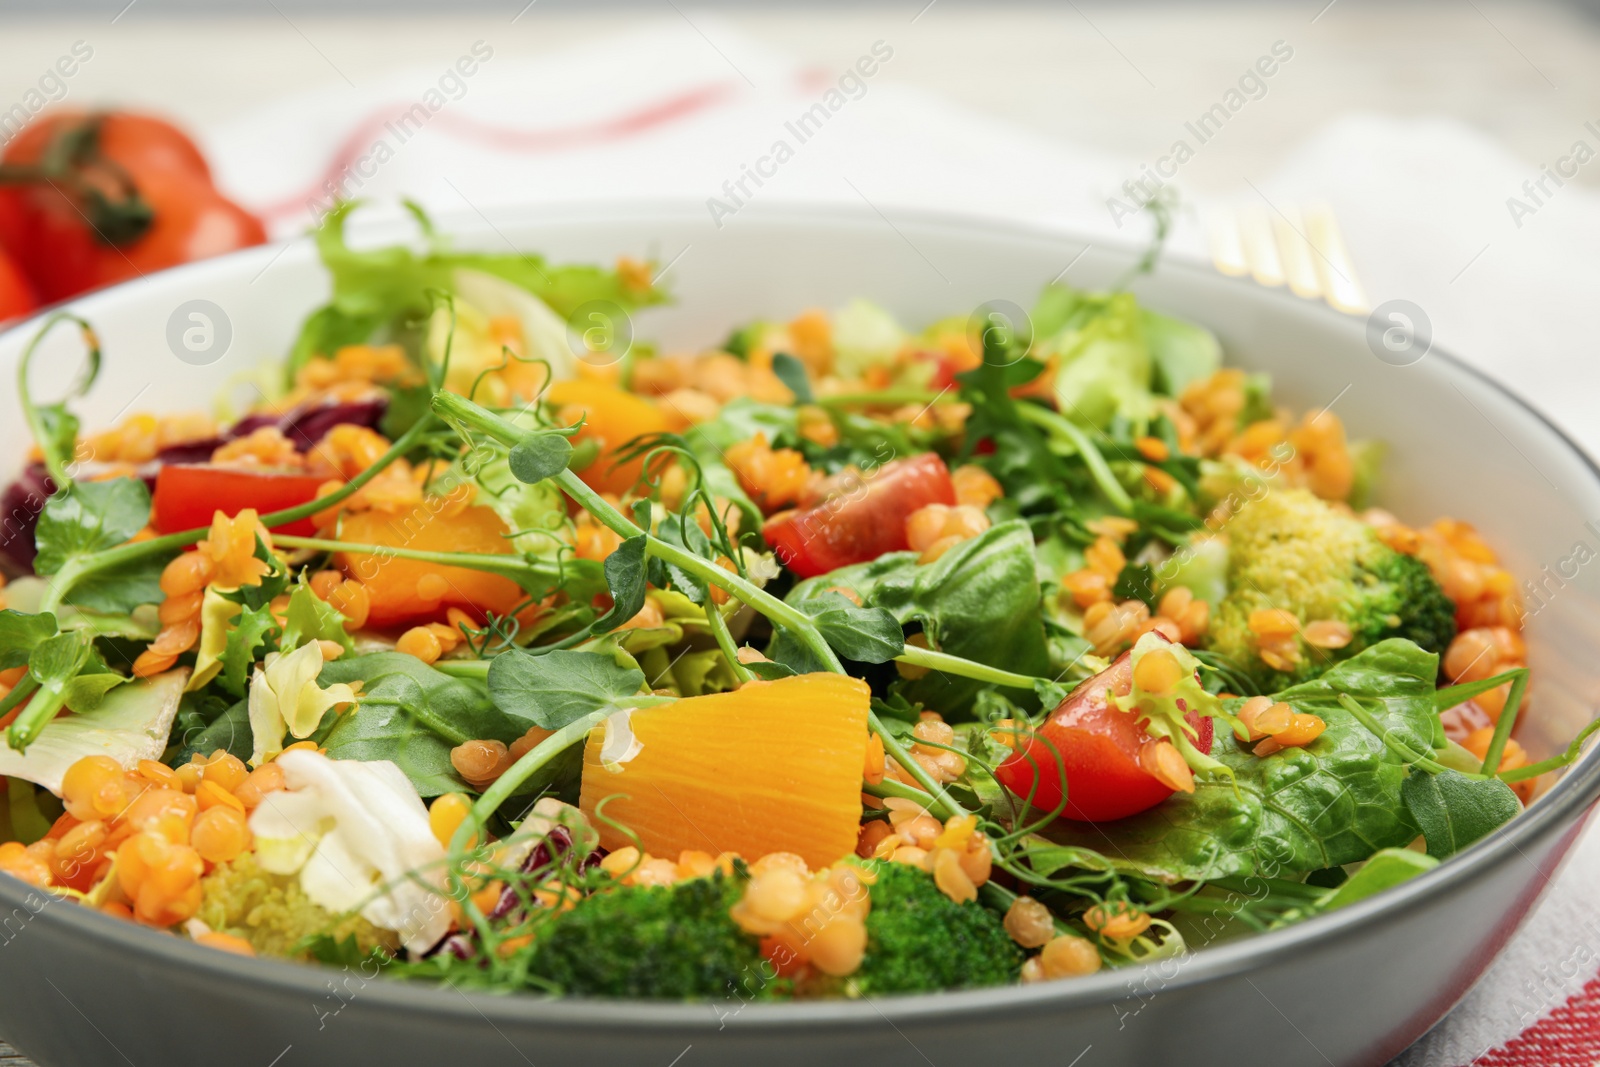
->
[288,201,668,379]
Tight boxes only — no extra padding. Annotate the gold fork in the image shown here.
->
[1205,201,1368,314]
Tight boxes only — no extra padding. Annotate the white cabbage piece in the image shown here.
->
[249,750,450,953]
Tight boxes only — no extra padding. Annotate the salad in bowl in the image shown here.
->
[0,203,1583,1004]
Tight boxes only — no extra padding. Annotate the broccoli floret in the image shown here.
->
[531,872,772,1000]
[1207,488,1456,690]
[843,861,1022,996]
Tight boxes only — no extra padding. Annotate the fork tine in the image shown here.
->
[1304,203,1369,313]
[1207,209,1251,277]
[1271,205,1323,300]
[1239,209,1285,289]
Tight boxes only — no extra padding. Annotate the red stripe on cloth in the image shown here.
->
[255,79,741,221]
[1472,970,1600,1067]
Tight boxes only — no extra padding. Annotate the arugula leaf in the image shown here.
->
[956,361,1074,516]
[215,535,291,612]
[1041,642,1440,882]
[0,611,59,671]
[771,352,814,403]
[1401,770,1522,859]
[487,648,647,729]
[220,603,280,697]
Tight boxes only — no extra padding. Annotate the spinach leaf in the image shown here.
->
[172,698,251,765]
[1040,642,1438,882]
[320,697,463,798]
[0,611,59,671]
[1272,639,1442,756]
[1401,770,1521,859]
[768,593,904,672]
[321,653,519,743]
[1314,848,1437,913]
[787,519,1050,714]
[812,600,906,664]
[317,653,525,796]
[62,557,167,616]
[486,648,647,729]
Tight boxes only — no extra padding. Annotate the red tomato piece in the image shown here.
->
[0,110,265,302]
[152,465,327,537]
[762,452,956,578]
[0,246,37,325]
[995,649,1215,823]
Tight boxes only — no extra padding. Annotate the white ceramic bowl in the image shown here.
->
[0,202,1595,1067]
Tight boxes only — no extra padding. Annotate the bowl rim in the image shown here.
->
[0,197,1596,1032]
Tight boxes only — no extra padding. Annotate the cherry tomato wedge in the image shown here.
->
[994,649,1215,823]
[762,453,957,578]
[152,465,327,537]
